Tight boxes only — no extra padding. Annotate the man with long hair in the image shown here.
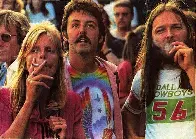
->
[61,0,123,138]
[122,2,195,139]
[0,10,30,86]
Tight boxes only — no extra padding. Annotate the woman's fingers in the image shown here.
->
[32,60,47,76]
[49,116,67,131]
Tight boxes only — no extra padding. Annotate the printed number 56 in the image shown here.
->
[153,100,187,121]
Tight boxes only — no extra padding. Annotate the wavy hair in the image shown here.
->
[7,21,66,117]
[61,0,105,52]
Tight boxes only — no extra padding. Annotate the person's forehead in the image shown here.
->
[3,0,15,4]
[114,6,130,12]
[153,11,183,26]
[0,24,17,34]
[68,11,98,23]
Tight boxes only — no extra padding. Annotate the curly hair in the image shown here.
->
[61,0,105,52]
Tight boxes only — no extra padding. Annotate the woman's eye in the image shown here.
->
[46,47,55,53]
[31,48,39,53]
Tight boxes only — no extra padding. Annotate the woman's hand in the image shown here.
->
[49,116,67,139]
[26,60,54,104]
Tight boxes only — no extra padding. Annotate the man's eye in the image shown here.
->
[156,28,164,34]
[173,25,182,30]
[87,24,95,29]
[72,24,79,28]
[114,13,119,17]
[122,13,128,17]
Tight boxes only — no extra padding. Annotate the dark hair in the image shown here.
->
[0,10,30,46]
[136,2,195,108]
[123,25,145,73]
[61,0,105,52]
[29,0,49,16]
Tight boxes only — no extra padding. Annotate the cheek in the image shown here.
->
[67,32,76,44]
[177,31,187,42]
[25,56,33,71]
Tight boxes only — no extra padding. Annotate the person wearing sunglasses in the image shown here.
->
[0,10,30,86]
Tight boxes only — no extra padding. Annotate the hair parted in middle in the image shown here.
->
[135,1,195,108]
[7,21,66,118]
[61,0,105,52]
[0,10,30,46]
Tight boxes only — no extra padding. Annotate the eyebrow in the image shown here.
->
[154,23,183,29]
[70,19,97,25]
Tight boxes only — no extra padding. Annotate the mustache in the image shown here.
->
[75,34,91,44]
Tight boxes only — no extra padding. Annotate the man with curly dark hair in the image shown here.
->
[61,0,123,138]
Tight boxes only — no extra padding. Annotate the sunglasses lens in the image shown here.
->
[1,34,11,42]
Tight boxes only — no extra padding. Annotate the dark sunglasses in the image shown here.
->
[0,33,17,42]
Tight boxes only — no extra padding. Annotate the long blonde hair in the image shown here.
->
[7,21,66,117]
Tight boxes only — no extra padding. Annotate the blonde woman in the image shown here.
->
[0,21,85,138]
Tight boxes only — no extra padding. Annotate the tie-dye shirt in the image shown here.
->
[67,59,115,139]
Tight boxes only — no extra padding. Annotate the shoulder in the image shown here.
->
[131,69,142,98]
[45,2,54,9]
[118,61,132,70]
[96,56,117,71]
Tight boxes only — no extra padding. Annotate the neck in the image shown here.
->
[116,28,129,39]
[69,52,98,73]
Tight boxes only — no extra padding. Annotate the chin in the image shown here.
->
[152,45,176,65]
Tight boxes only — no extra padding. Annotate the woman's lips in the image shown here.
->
[32,62,40,67]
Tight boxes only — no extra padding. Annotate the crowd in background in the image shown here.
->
[0,0,195,138]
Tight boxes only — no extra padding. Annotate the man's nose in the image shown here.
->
[166,29,174,38]
[79,25,86,35]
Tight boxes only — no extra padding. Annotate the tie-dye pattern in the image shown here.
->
[67,60,115,139]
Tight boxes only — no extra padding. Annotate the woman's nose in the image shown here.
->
[39,51,46,59]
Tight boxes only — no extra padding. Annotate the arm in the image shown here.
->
[185,66,195,92]
[1,101,35,138]
[101,41,123,66]
[118,61,133,107]
[121,92,145,139]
